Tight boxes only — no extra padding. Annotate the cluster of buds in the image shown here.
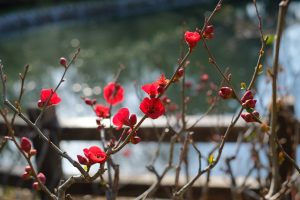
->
[240,90,260,123]
[22,166,46,191]
[20,137,37,157]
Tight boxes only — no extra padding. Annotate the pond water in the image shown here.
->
[0,3,263,118]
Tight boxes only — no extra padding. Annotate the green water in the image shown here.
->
[0,5,262,116]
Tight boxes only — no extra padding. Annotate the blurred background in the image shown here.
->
[1,0,300,199]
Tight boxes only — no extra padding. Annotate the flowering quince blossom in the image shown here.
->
[140,97,165,119]
[94,104,109,118]
[37,88,61,108]
[184,31,201,49]
[103,82,124,105]
[142,83,159,98]
[80,146,107,165]
[112,108,137,129]
[218,87,233,99]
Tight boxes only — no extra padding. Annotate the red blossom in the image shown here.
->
[103,82,124,105]
[184,31,201,49]
[141,83,159,98]
[94,104,109,118]
[218,87,233,99]
[139,97,165,119]
[112,108,137,129]
[37,89,61,108]
[83,146,107,164]
[20,137,32,153]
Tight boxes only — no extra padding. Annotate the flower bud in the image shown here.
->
[77,155,89,165]
[60,57,67,67]
[200,73,209,82]
[20,137,31,153]
[203,25,214,39]
[22,171,30,180]
[32,182,40,190]
[241,90,254,103]
[241,111,260,123]
[131,136,141,144]
[84,98,93,106]
[242,99,257,109]
[129,114,137,127]
[37,172,46,184]
[30,149,37,156]
[157,85,164,94]
[25,166,32,173]
[218,87,233,99]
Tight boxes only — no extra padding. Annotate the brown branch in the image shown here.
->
[267,0,289,197]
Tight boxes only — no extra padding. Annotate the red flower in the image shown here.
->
[112,108,137,129]
[20,137,31,153]
[139,97,165,119]
[94,104,109,118]
[141,83,159,98]
[83,146,107,164]
[184,31,201,49]
[103,82,124,105]
[203,25,214,39]
[37,89,61,108]
[218,87,233,99]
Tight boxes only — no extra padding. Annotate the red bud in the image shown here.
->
[60,57,67,67]
[20,137,31,153]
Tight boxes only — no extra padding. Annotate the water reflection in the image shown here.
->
[0,2,279,118]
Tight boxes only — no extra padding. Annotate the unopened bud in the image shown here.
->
[60,57,68,67]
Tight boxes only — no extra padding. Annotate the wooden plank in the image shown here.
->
[0,115,249,142]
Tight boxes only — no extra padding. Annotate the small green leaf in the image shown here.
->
[208,154,215,164]
[83,165,88,171]
[264,34,276,45]
[241,82,247,90]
